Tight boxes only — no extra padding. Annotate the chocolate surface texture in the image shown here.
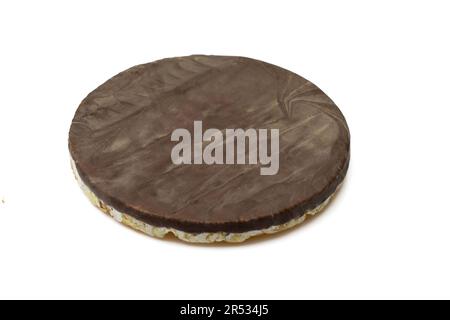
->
[69,55,350,235]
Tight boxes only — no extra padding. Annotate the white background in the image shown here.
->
[1,1,449,300]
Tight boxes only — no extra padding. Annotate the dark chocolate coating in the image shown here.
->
[69,55,350,233]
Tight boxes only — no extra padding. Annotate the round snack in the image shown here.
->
[69,55,350,243]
